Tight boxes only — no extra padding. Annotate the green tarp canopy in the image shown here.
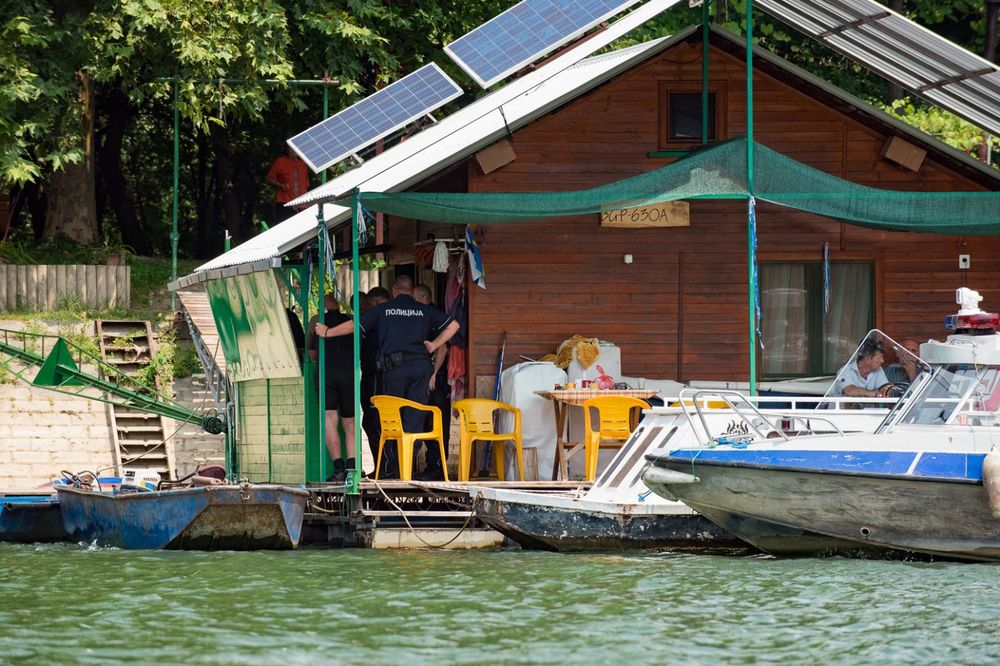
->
[345,137,1000,234]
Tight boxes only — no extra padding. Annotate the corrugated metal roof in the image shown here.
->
[756,0,1000,136]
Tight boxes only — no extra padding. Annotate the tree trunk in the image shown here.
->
[98,87,150,254]
[210,123,242,246]
[45,71,98,245]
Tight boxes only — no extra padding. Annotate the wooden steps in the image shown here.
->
[97,320,175,480]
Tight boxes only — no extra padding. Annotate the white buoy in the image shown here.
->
[984,448,1000,519]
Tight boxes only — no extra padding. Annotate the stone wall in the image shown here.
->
[170,375,225,478]
[0,385,115,490]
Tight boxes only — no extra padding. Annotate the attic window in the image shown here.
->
[669,93,716,140]
[659,82,725,147]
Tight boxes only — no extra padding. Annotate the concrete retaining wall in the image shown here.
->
[0,385,115,490]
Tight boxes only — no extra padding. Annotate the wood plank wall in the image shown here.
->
[463,41,1000,383]
[0,265,130,312]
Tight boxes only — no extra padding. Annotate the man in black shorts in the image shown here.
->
[315,275,459,478]
[308,294,356,482]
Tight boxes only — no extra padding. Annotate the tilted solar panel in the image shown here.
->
[445,0,643,89]
[288,63,463,173]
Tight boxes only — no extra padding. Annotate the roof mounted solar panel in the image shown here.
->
[445,0,643,89]
[288,63,463,173]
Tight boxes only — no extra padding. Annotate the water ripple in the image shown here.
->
[0,545,997,664]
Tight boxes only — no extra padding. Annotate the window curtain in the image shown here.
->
[761,264,808,375]
[823,263,872,373]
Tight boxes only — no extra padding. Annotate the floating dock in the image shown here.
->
[303,480,588,549]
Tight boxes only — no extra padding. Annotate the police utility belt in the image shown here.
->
[376,351,429,371]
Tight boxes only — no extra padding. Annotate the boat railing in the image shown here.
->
[675,389,856,446]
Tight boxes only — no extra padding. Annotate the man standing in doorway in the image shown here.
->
[413,283,451,480]
[315,275,459,478]
[266,146,309,224]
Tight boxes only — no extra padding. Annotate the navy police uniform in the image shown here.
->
[361,294,453,434]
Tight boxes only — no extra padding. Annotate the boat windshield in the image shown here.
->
[898,364,1000,426]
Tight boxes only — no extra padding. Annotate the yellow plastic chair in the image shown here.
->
[582,396,649,481]
[370,395,449,481]
[452,399,525,482]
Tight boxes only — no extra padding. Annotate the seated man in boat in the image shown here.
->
[883,337,921,388]
[829,339,894,402]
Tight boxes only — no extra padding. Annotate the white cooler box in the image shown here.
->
[497,361,567,481]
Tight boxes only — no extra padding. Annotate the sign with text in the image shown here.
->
[600,201,690,228]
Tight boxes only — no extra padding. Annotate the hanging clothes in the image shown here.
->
[465,225,486,289]
[432,240,449,272]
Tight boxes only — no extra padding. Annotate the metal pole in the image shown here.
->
[322,78,330,185]
[348,189,362,495]
[316,208,328,482]
[702,0,710,145]
[746,0,757,396]
[170,76,180,308]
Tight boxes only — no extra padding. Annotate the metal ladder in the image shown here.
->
[97,320,176,479]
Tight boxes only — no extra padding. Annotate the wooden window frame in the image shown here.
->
[658,81,727,149]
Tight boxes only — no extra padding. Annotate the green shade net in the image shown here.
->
[345,137,1000,234]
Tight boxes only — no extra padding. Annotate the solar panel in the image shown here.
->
[445,0,643,89]
[288,63,464,173]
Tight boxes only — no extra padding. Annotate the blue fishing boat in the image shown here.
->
[0,493,66,543]
[57,481,310,550]
[643,289,1000,562]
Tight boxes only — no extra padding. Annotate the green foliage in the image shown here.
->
[0,6,83,187]
[172,341,200,379]
[883,97,1000,165]
[136,328,177,392]
[57,323,101,359]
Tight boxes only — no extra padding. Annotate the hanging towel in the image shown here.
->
[465,225,486,289]
[432,240,449,272]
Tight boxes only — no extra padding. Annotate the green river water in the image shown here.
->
[1,544,997,665]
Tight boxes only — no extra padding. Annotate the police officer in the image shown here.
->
[315,275,459,478]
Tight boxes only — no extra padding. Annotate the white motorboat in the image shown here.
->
[643,289,1000,562]
[471,394,890,551]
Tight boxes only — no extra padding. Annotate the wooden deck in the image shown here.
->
[303,480,589,549]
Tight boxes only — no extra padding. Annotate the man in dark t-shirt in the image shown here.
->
[316,275,459,478]
[308,295,356,482]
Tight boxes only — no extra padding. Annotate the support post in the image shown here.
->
[170,76,180,309]
[746,0,758,396]
[316,208,328,482]
[348,189,362,495]
[702,0,710,145]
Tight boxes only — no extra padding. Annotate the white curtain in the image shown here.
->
[761,264,808,375]
[760,262,872,376]
[823,263,872,373]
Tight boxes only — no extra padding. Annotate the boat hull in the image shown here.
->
[57,484,309,550]
[474,490,751,553]
[644,459,1000,561]
[0,495,67,543]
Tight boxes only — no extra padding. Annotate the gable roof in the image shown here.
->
[177,17,1000,288]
